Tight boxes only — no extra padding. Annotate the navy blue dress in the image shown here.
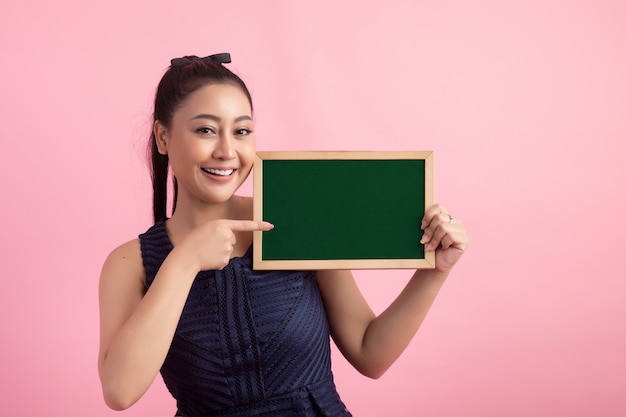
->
[139,221,352,417]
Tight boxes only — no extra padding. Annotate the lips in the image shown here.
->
[201,168,235,176]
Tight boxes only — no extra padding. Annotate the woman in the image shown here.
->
[98,53,469,416]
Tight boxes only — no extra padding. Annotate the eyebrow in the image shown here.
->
[190,114,252,123]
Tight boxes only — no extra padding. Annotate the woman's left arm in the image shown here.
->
[316,204,469,379]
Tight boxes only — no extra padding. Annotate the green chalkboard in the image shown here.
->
[253,151,434,270]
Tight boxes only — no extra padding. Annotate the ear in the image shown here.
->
[154,120,169,155]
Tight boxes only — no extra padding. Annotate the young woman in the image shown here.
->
[98,53,469,417]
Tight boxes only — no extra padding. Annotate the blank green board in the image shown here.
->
[253,151,435,270]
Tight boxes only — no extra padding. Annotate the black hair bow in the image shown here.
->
[170,53,232,67]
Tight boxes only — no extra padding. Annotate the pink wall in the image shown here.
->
[1,1,625,415]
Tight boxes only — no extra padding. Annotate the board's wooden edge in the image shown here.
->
[256,150,433,160]
[424,152,435,268]
[253,257,436,271]
[253,154,265,268]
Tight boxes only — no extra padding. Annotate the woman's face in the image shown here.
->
[156,83,255,206]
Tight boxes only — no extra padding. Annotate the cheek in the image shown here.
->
[167,143,204,174]
[173,140,205,159]
[238,140,256,164]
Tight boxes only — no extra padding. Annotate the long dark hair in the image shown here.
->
[149,54,253,223]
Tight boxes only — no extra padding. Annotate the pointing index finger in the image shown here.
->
[226,220,275,232]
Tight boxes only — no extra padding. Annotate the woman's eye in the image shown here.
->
[235,128,252,136]
[197,127,215,135]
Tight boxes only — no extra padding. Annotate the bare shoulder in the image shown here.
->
[102,238,144,273]
[99,238,145,295]
[316,269,352,288]
[316,269,363,301]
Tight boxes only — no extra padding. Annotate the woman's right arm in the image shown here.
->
[97,219,272,410]
[97,238,200,410]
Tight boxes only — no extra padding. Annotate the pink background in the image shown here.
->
[1,1,625,416]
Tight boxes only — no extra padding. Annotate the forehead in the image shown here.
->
[176,83,252,119]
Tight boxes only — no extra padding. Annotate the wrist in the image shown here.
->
[164,245,202,278]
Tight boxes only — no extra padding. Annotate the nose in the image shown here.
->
[213,134,235,160]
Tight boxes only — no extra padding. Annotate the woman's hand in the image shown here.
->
[179,219,274,271]
[420,203,469,273]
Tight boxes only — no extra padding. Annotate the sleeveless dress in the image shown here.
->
[139,221,352,417]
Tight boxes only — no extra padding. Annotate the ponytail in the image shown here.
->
[150,131,169,223]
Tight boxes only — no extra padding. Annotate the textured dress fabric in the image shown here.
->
[139,221,352,417]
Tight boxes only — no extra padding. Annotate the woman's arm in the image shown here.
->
[316,204,468,379]
[97,219,273,410]
[97,239,200,410]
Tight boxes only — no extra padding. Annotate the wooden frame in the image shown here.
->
[253,151,435,270]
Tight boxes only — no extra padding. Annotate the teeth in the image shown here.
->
[203,168,234,176]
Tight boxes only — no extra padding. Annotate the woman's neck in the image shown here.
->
[168,195,248,233]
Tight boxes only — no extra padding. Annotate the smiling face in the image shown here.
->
[154,83,255,208]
